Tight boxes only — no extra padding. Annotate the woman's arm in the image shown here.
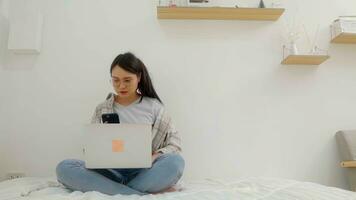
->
[154,108,182,154]
[91,106,101,124]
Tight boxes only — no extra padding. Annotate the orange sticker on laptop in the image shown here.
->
[112,140,124,152]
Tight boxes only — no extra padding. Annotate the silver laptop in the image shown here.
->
[83,124,152,169]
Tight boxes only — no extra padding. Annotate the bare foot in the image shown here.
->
[151,186,182,195]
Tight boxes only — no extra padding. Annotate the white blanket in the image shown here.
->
[1,177,355,200]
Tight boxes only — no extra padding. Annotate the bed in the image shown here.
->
[1,177,355,200]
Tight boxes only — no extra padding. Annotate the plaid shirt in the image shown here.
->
[90,93,182,155]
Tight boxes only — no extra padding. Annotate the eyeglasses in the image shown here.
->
[110,77,132,86]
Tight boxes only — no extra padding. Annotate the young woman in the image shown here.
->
[56,52,184,195]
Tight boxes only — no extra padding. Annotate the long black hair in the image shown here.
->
[110,52,162,103]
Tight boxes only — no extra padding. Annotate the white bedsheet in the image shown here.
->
[1,177,355,200]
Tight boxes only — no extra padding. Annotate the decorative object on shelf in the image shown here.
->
[236,0,281,8]
[302,24,325,55]
[259,0,266,8]
[169,0,177,7]
[282,14,303,55]
[271,1,282,8]
[190,0,208,2]
[289,41,299,55]
[159,0,187,7]
[281,19,330,65]
[330,16,356,43]
[188,0,211,7]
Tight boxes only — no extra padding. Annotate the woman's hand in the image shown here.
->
[152,152,163,163]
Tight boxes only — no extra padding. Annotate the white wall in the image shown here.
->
[1,0,356,190]
[0,0,9,66]
[0,0,8,181]
[0,0,9,17]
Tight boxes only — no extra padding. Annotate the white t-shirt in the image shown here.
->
[113,96,163,125]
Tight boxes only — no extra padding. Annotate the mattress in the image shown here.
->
[1,177,355,200]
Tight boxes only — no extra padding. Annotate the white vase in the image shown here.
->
[289,42,299,55]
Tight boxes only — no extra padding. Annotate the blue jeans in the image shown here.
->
[56,153,184,195]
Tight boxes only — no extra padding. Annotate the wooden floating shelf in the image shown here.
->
[157,6,285,21]
[281,55,330,65]
[341,161,356,168]
[331,33,356,44]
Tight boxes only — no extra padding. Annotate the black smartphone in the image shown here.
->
[101,113,120,124]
